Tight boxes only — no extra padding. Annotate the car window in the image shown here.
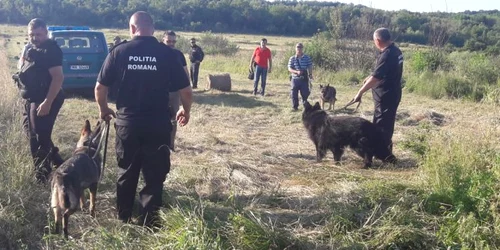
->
[52,33,104,53]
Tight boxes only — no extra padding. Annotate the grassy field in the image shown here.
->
[1,24,500,249]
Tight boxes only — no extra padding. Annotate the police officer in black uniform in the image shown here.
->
[188,38,204,89]
[163,30,189,152]
[350,28,404,155]
[95,11,193,227]
[16,18,66,183]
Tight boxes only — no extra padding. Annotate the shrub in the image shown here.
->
[199,31,239,56]
[409,50,450,72]
[450,52,499,86]
[307,32,376,72]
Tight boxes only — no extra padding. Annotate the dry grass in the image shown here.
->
[1,24,500,249]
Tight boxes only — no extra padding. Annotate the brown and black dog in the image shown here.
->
[319,84,337,110]
[50,120,103,238]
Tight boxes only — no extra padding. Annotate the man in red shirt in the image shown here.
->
[249,38,272,96]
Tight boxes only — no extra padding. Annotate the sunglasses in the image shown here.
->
[166,40,176,44]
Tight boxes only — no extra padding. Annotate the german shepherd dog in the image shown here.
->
[50,120,103,238]
[319,84,337,110]
[302,101,396,168]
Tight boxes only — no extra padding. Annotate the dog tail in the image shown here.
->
[58,175,78,211]
[62,187,70,209]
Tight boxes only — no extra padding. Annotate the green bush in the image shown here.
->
[199,31,239,56]
[306,32,375,72]
[450,52,499,86]
[405,71,485,101]
[404,71,447,99]
[409,50,450,72]
[443,77,474,99]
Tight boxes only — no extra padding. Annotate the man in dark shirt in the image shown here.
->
[95,11,193,227]
[188,38,204,89]
[19,18,65,183]
[350,28,404,154]
[162,30,189,151]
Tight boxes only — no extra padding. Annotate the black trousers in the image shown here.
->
[372,93,401,149]
[190,62,200,88]
[22,91,64,182]
[115,123,171,226]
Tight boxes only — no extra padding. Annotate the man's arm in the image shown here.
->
[353,76,381,101]
[177,86,193,126]
[94,50,117,121]
[183,66,189,78]
[268,52,272,72]
[36,66,64,116]
[249,54,256,68]
[95,82,115,121]
[199,47,204,62]
[46,66,64,103]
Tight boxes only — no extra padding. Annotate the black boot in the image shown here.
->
[51,147,65,167]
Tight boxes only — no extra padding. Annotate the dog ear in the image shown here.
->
[90,121,103,145]
[92,121,102,137]
[303,101,311,109]
[313,102,321,109]
[82,120,91,136]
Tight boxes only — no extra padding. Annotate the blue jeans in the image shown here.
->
[253,65,268,95]
[291,77,310,109]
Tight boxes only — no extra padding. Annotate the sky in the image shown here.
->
[312,0,500,13]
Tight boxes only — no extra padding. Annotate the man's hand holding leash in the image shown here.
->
[99,106,116,122]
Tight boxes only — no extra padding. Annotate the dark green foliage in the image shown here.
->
[1,1,500,54]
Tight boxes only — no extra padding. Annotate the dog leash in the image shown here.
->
[96,120,110,182]
[342,98,362,112]
[86,120,110,182]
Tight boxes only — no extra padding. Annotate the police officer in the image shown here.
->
[162,30,189,152]
[17,18,65,183]
[188,38,204,89]
[350,28,404,154]
[95,11,193,227]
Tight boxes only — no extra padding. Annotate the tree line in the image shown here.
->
[1,0,499,53]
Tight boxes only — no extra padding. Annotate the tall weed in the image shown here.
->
[421,132,500,248]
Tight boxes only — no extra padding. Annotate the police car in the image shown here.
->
[48,26,108,90]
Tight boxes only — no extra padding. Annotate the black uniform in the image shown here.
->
[188,44,204,88]
[371,43,404,149]
[97,36,189,226]
[19,39,65,183]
